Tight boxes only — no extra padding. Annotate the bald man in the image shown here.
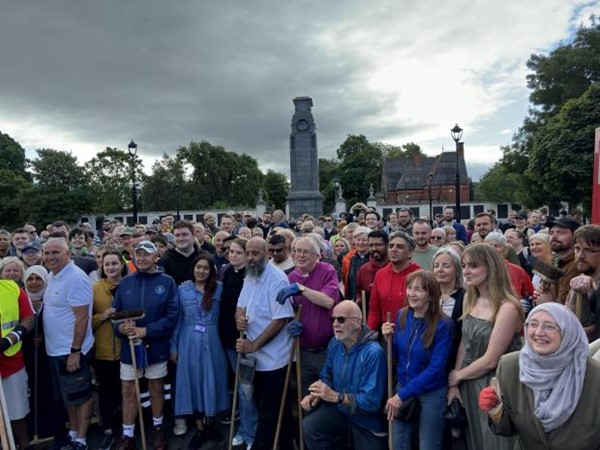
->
[301,301,387,449]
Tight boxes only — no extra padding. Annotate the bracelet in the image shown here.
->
[70,347,82,354]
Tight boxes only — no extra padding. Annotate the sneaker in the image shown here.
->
[52,436,74,450]
[231,434,245,447]
[173,418,188,436]
[187,430,207,450]
[219,410,240,425]
[114,435,136,450]
[97,433,114,450]
[246,444,252,450]
[73,442,88,450]
[152,426,168,450]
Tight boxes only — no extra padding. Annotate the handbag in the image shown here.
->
[396,396,420,423]
[445,398,466,427]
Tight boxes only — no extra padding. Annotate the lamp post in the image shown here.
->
[428,172,433,227]
[128,140,138,224]
[450,124,463,222]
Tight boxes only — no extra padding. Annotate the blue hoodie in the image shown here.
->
[320,325,387,433]
[113,269,179,365]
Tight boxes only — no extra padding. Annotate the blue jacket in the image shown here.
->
[320,326,387,433]
[440,220,467,244]
[113,269,179,365]
[392,308,453,401]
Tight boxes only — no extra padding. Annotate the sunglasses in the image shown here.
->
[329,316,360,324]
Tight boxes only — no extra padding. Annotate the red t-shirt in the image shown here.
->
[0,288,35,378]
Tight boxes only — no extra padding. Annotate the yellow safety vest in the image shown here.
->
[0,280,22,356]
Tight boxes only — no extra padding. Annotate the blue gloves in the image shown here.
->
[287,320,304,338]
[276,283,300,305]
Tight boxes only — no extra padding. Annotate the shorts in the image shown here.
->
[120,361,167,381]
[49,353,93,407]
[2,367,29,420]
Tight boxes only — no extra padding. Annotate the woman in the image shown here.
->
[92,248,127,450]
[529,233,552,264]
[171,252,228,449]
[479,303,600,449]
[447,244,523,450]
[218,238,257,449]
[0,230,11,258]
[382,270,454,450]
[89,244,110,284]
[0,256,26,285]
[333,237,350,261]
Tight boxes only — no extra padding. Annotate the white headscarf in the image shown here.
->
[519,303,588,432]
[24,265,48,302]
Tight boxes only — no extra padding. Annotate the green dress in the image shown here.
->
[460,315,521,450]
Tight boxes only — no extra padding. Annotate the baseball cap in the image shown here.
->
[544,217,581,232]
[22,242,42,253]
[516,211,528,220]
[134,240,157,254]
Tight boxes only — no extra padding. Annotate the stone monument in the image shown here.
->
[287,96,323,218]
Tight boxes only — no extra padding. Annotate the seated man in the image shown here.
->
[301,300,387,450]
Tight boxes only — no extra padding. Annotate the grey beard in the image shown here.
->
[246,259,267,280]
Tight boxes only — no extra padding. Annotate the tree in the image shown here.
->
[86,147,144,214]
[318,158,339,214]
[336,135,383,206]
[262,170,289,210]
[0,169,31,229]
[141,153,187,212]
[0,131,29,178]
[476,162,523,203]
[22,149,92,225]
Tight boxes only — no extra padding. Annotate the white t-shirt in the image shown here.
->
[237,263,293,371]
[43,262,95,356]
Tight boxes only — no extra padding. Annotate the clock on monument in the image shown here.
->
[296,119,309,132]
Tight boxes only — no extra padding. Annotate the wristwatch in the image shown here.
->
[337,392,344,403]
[70,347,81,354]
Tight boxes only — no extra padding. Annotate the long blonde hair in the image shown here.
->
[461,243,524,322]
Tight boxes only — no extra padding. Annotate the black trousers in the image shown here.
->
[92,359,122,433]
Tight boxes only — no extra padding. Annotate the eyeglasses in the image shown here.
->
[294,248,317,256]
[574,245,600,257]
[431,236,445,240]
[325,219,333,222]
[329,316,360,324]
[525,321,560,333]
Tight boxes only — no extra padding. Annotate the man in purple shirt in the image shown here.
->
[277,237,340,396]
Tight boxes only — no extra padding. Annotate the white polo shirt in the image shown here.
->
[43,261,94,356]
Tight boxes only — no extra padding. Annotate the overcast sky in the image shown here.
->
[1,1,597,182]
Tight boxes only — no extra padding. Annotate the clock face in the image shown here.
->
[296,119,309,132]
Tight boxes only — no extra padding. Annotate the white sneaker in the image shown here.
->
[231,434,245,446]
[173,418,188,436]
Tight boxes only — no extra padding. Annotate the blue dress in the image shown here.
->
[172,281,229,417]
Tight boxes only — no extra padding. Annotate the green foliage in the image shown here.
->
[0,169,31,229]
[318,158,339,214]
[336,134,383,206]
[86,147,144,214]
[262,170,289,210]
[476,162,523,203]
[23,149,92,225]
[140,153,187,212]
[0,131,29,179]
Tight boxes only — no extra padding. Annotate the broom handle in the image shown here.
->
[228,307,246,450]
[386,311,393,449]
[361,291,367,325]
[129,338,147,450]
[0,371,16,450]
[576,293,584,321]
[295,304,305,450]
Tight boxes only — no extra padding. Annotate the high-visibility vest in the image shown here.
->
[0,280,22,356]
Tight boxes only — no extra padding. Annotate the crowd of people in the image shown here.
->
[0,205,599,450]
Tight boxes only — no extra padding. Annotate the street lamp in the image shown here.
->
[428,172,433,227]
[128,140,138,224]
[450,124,463,222]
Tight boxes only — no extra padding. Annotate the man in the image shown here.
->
[528,209,542,233]
[301,301,387,449]
[268,233,294,273]
[323,215,337,241]
[160,214,174,233]
[258,212,273,237]
[356,230,389,311]
[194,222,216,254]
[0,280,35,450]
[396,207,413,235]
[411,219,438,269]
[11,227,30,256]
[203,212,219,236]
[277,237,339,395]
[367,232,420,331]
[566,225,600,339]
[220,214,235,235]
[440,207,467,243]
[500,210,517,233]
[23,223,39,242]
[515,211,535,242]
[341,226,371,300]
[113,241,179,450]
[430,228,447,247]
[69,227,90,257]
[536,217,581,304]
[213,230,231,270]
[43,238,95,450]
[364,211,380,231]
[112,226,134,261]
[472,212,495,242]
[21,241,44,268]
[236,237,294,449]
[271,209,289,228]
[158,220,200,285]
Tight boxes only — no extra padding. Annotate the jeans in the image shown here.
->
[394,387,447,450]
[226,349,258,445]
